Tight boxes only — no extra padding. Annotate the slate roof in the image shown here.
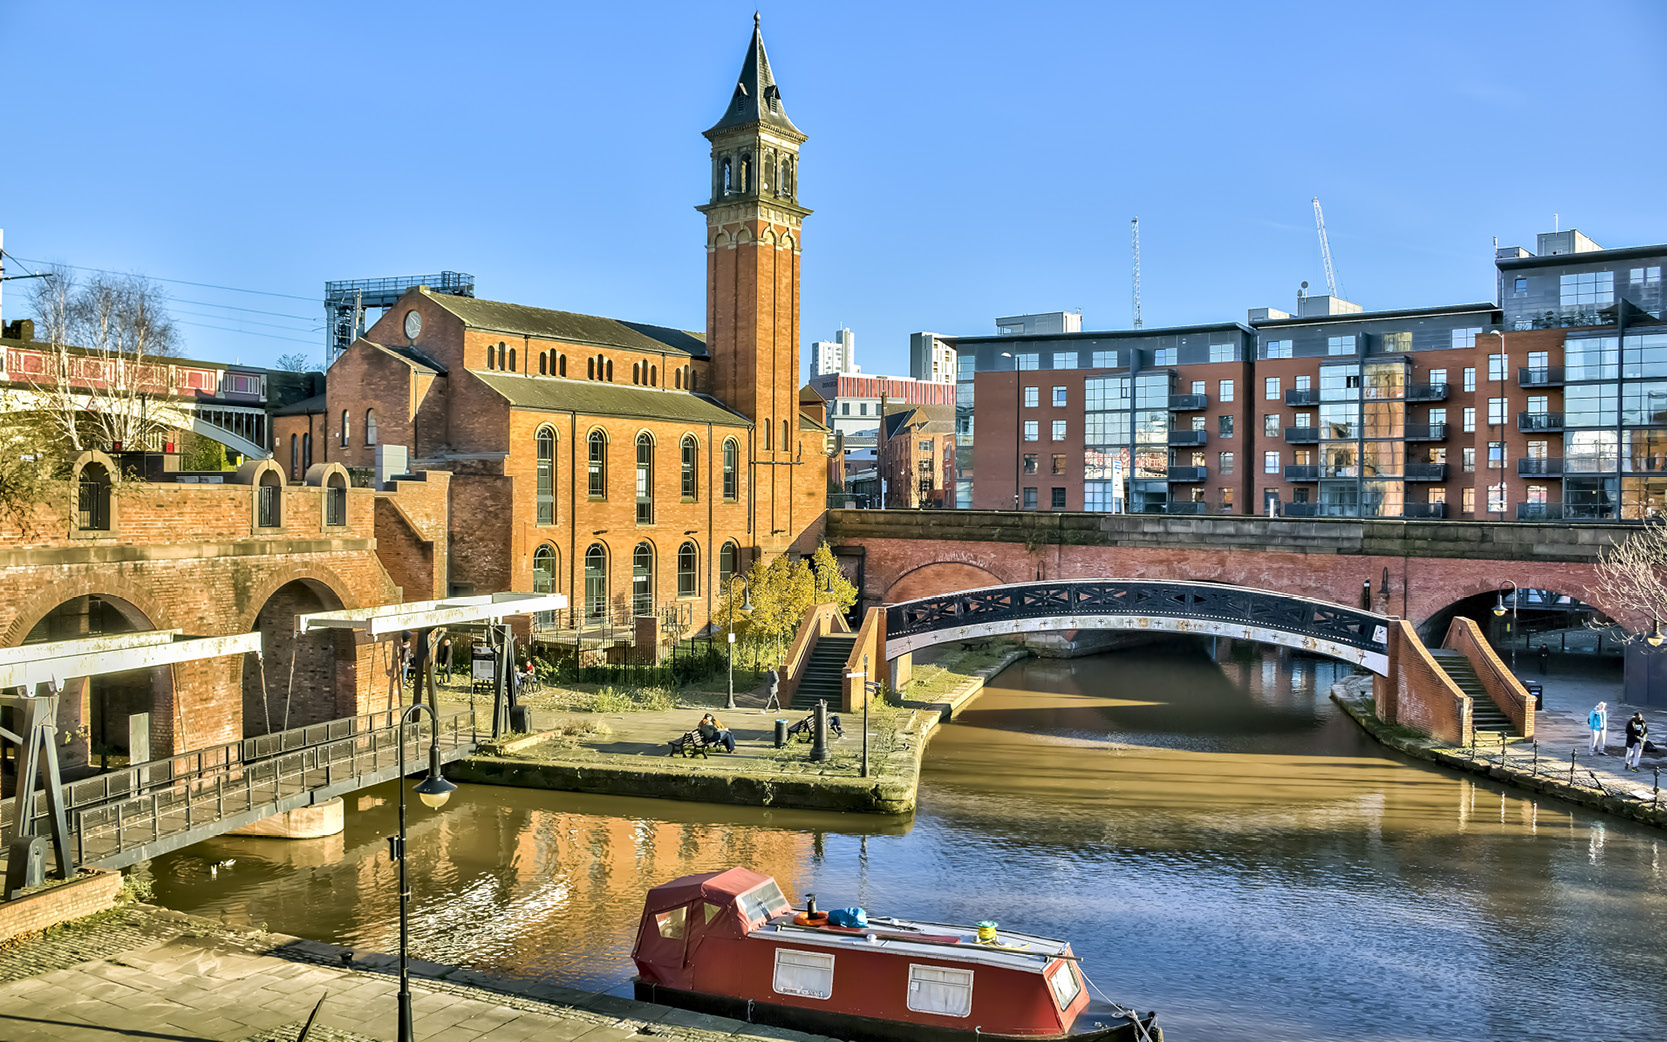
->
[274,392,325,417]
[424,295,706,358]
[472,372,750,428]
[363,340,446,374]
[706,17,803,138]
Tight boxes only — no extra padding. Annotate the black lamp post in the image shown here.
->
[390,702,457,1042]
[726,579,752,710]
[1493,580,1519,673]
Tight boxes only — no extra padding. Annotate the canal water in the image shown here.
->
[147,639,1667,1041]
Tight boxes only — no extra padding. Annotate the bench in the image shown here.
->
[785,713,844,743]
[668,730,716,758]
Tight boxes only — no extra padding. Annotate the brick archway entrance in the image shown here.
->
[242,578,356,736]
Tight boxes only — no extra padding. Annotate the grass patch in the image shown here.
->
[591,685,675,713]
[906,644,1017,701]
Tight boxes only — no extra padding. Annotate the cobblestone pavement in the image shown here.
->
[1525,662,1667,799]
[0,906,839,1042]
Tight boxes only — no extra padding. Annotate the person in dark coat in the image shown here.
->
[1626,712,1649,772]
[1537,643,1549,675]
[697,713,736,753]
[437,636,453,680]
[763,667,781,712]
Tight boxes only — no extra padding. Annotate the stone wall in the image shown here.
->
[0,871,122,944]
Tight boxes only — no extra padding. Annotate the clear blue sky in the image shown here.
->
[4,2,1664,376]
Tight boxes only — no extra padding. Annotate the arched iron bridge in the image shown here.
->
[884,579,1391,675]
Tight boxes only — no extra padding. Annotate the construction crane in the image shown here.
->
[1312,197,1339,298]
[1131,217,1143,330]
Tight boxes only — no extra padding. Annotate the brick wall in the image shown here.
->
[1444,615,1535,738]
[1383,619,1471,745]
[0,870,122,944]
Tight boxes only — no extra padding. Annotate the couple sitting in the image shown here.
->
[785,712,843,742]
[697,713,736,753]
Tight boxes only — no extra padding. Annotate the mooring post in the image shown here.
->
[1569,749,1577,785]
[810,700,830,763]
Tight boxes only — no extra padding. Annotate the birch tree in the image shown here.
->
[1590,517,1667,641]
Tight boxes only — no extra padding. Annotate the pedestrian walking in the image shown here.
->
[1626,712,1649,771]
[763,666,781,712]
[1538,643,1549,675]
[438,636,453,681]
[1589,701,1609,755]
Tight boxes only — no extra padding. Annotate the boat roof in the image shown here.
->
[642,868,775,915]
[752,913,1074,974]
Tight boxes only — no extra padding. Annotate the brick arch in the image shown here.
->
[883,560,1010,604]
[240,566,361,737]
[1419,575,1622,630]
[236,563,359,634]
[2,574,170,648]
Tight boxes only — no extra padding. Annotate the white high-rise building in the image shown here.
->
[811,327,859,376]
[909,332,956,384]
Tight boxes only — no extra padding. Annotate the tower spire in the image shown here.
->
[706,14,801,137]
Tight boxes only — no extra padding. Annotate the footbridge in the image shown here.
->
[884,579,1392,674]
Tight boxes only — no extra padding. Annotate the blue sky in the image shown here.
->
[4,1,1664,376]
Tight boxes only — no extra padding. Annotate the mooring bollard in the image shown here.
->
[1569,749,1577,785]
[1655,767,1661,809]
[1532,740,1539,776]
[809,700,831,763]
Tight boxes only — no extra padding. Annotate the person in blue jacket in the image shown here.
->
[1589,701,1608,755]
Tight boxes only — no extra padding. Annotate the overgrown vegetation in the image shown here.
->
[714,541,858,666]
[591,685,675,713]
[904,643,1017,701]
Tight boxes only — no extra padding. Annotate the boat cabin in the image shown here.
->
[632,868,1096,1039]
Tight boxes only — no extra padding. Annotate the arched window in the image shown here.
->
[741,153,752,193]
[675,369,682,390]
[587,357,596,380]
[633,362,641,385]
[650,364,657,387]
[635,433,654,524]
[680,435,698,499]
[587,430,607,497]
[677,541,698,598]
[606,359,614,382]
[559,354,567,377]
[536,427,556,524]
[257,470,282,528]
[508,346,516,372]
[532,544,558,628]
[584,544,608,622]
[782,160,793,197]
[689,369,696,392]
[498,343,507,370]
[722,439,738,501]
[302,432,312,471]
[289,434,298,479]
[340,409,350,446]
[763,417,772,451]
[722,157,732,193]
[783,419,791,452]
[632,542,654,616]
[365,408,378,446]
[539,353,547,375]
[718,541,738,593]
[764,156,775,193]
[325,472,347,527]
[77,461,112,531]
[487,346,495,370]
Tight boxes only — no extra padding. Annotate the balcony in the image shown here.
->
[1519,366,1565,388]
[1167,429,1207,447]
[1518,457,1563,477]
[1159,501,1208,515]
[1168,393,1208,410]
[1404,423,1448,441]
[1282,503,1321,517]
[1401,503,1449,519]
[1284,426,1320,443]
[1167,466,1207,483]
[1285,388,1320,406]
[1516,503,1565,521]
[1404,463,1448,481]
[1518,411,1564,432]
[1283,464,1320,481]
[1406,382,1449,402]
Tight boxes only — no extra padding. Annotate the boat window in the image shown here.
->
[704,902,723,923]
[737,879,790,923]
[773,949,834,1000]
[1047,961,1082,1009]
[655,906,687,940]
[907,964,973,1017]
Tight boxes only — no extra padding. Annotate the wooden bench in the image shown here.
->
[668,729,716,758]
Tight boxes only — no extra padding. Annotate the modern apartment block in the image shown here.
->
[948,228,1667,521]
[908,331,956,384]
[809,371,955,450]
[810,327,858,376]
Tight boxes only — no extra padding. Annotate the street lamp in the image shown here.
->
[390,702,457,1042]
[1649,619,1664,649]
[1001,351,1023,511]
[1493,580,1520,672]
[726,578,752,710]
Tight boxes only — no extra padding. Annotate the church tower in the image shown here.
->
[699,15,810,552]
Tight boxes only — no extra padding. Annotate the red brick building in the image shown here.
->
[292,19,828,642]
[879,405,955,509]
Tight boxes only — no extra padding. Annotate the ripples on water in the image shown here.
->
[148,638,1667,1041]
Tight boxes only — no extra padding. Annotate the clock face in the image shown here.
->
[403,309,422,340]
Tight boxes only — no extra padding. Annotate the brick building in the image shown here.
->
[879,404,955,509]
[292,18,829,642]
[954,228,1667,521]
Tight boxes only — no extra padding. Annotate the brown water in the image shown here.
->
[146,639,1667,1041]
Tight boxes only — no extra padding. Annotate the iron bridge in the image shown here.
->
[884,579,1391,674]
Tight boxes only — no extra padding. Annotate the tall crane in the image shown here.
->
[1131,217,1143,330]
[1312,197,1338,298]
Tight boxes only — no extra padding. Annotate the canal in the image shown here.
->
[147,639,1667,1041]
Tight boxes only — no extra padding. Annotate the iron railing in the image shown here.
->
[1285,388,1320,406]
[1406,383,1449,402]
[1519,366,1565,387]
[1167,466,1207,482]
[1518,458,1563,477]
[1167,430,1207,446]
[1401,503,1448,519]
[1518,412,1564,432]
[1284,427,1320,443]
[1284,465,1320,481]
[1168,393,1208,410]
[1404,463,1448,481]
[1404,423,1448,441]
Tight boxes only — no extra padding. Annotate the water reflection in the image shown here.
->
[147,638,1667,1040]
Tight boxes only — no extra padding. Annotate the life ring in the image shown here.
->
[793,911,830,927]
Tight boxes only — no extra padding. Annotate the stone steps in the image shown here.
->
[792,635,856,711]
[1429,649,1516,735]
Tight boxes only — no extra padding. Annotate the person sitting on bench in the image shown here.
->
[698,713,736,753]
[784,712,843,741]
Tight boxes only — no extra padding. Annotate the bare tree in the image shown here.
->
[1589,517,1667,640]
[24,270,180,454]
[273,352,316,373]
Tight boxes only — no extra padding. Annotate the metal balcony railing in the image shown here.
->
[1517,458,1563,477]
[1282,503,1321,517]
[1518,366,1565,388]
[1159,501,1208,514]
[1167,429,1207,446]
[1284,426,1320,443]
[1401,503,1448,519]
[1516,503,1565,521]
[1518,411,1564,432]
[1283,465,1320,481]
[1404,463,1448,481]
[1404,423,1448,441]
[1406,382,1449,402]
[1166,466,1207,482]
[1285,388,1321,406]
[1168,393,1208,410]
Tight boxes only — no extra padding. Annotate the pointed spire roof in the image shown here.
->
[706,14,803,139]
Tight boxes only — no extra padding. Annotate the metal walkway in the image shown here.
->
[7,708,479,872]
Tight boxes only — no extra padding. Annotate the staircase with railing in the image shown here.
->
[1428,650,1516,738]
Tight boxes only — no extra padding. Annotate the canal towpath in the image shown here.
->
[0,904,842,1042]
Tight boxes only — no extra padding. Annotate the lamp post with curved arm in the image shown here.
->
[1493,580,1520,673]
[391,702,457,1042]
[725,578,752,711]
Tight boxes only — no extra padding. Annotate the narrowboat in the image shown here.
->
[631,868,1161,1042]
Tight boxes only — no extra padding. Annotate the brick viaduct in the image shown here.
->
[825,510,1634,636]
[0,453,450,767]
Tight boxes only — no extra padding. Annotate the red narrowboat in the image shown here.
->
[631,868,1161,1042]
